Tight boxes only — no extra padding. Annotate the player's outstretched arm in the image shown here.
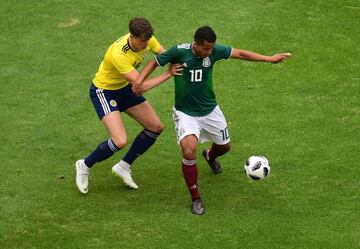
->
[230,48,291,64]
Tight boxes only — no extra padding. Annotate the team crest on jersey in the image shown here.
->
[110,100,117,107]
[202,57,211,67]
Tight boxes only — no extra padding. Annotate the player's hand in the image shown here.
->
[131,83,143,95]
[168,63,183,76]
[268,53,291,64]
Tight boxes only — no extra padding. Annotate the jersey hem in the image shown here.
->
[92,81,130,90]
[174,105,217,117]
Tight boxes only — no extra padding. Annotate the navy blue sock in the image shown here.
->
[84,139,120,167]
[122,129,160,165]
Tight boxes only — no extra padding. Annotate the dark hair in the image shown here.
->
[194,26,217,44]
[129,17,154,40]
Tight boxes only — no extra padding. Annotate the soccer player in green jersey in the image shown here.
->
[136,26,290,215]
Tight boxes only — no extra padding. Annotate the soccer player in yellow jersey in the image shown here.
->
[75,17,182,194]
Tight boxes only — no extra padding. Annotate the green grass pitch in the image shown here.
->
[1,0,359,248]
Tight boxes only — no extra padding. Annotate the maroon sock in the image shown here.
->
[208,144,228,161]
[208,148,219,161]
[181,158,200,201]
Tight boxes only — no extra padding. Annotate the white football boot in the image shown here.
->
[112,160,138,189]
[75,159,90,194]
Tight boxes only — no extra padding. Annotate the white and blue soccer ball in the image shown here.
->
[244,155,270,180]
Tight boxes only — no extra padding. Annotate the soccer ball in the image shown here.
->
[244,155,270,180]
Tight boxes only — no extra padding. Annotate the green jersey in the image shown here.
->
[156,43,232,116]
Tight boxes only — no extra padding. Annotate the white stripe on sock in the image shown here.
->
[182,158,196,166]
[107,139,118,152]
[143,129,159,139]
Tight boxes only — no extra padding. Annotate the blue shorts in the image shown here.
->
[89,83,146,119]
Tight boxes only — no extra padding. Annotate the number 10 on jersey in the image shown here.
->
[189,69,203,82]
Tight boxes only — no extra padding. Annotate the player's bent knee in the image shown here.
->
[181,147,197,160]
[112,137,127,149]
[150,122,164,134]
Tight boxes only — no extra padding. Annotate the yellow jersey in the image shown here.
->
[93,33,161,90]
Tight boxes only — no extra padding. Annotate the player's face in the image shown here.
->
[129,35,150,51]
[193,40,215,58]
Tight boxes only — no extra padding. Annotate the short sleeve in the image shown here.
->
[149,36,161,54]
[214,44,232,61]
[112,53,134,74]
[155,45,178,67]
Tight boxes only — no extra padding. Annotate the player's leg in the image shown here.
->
[103,84,161,189]
[113,100,162,189]
[85,87,128,167]
[76,85,126,194]
[85,111,127,167]
[202,142,231,173]
[107,109,139,189]
[180,135,204,215]
[207,142,231,162]
[200,105,231,174]
[173,108,204,215]
[76,112,126,193]
[116,100,163,169]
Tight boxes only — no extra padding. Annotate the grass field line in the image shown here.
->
[57,17,80,28]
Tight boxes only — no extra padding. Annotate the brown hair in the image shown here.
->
[129,17,154,40]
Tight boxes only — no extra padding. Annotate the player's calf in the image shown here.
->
[202,149,222,174]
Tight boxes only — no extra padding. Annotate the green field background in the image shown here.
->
[1,0,359,248]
